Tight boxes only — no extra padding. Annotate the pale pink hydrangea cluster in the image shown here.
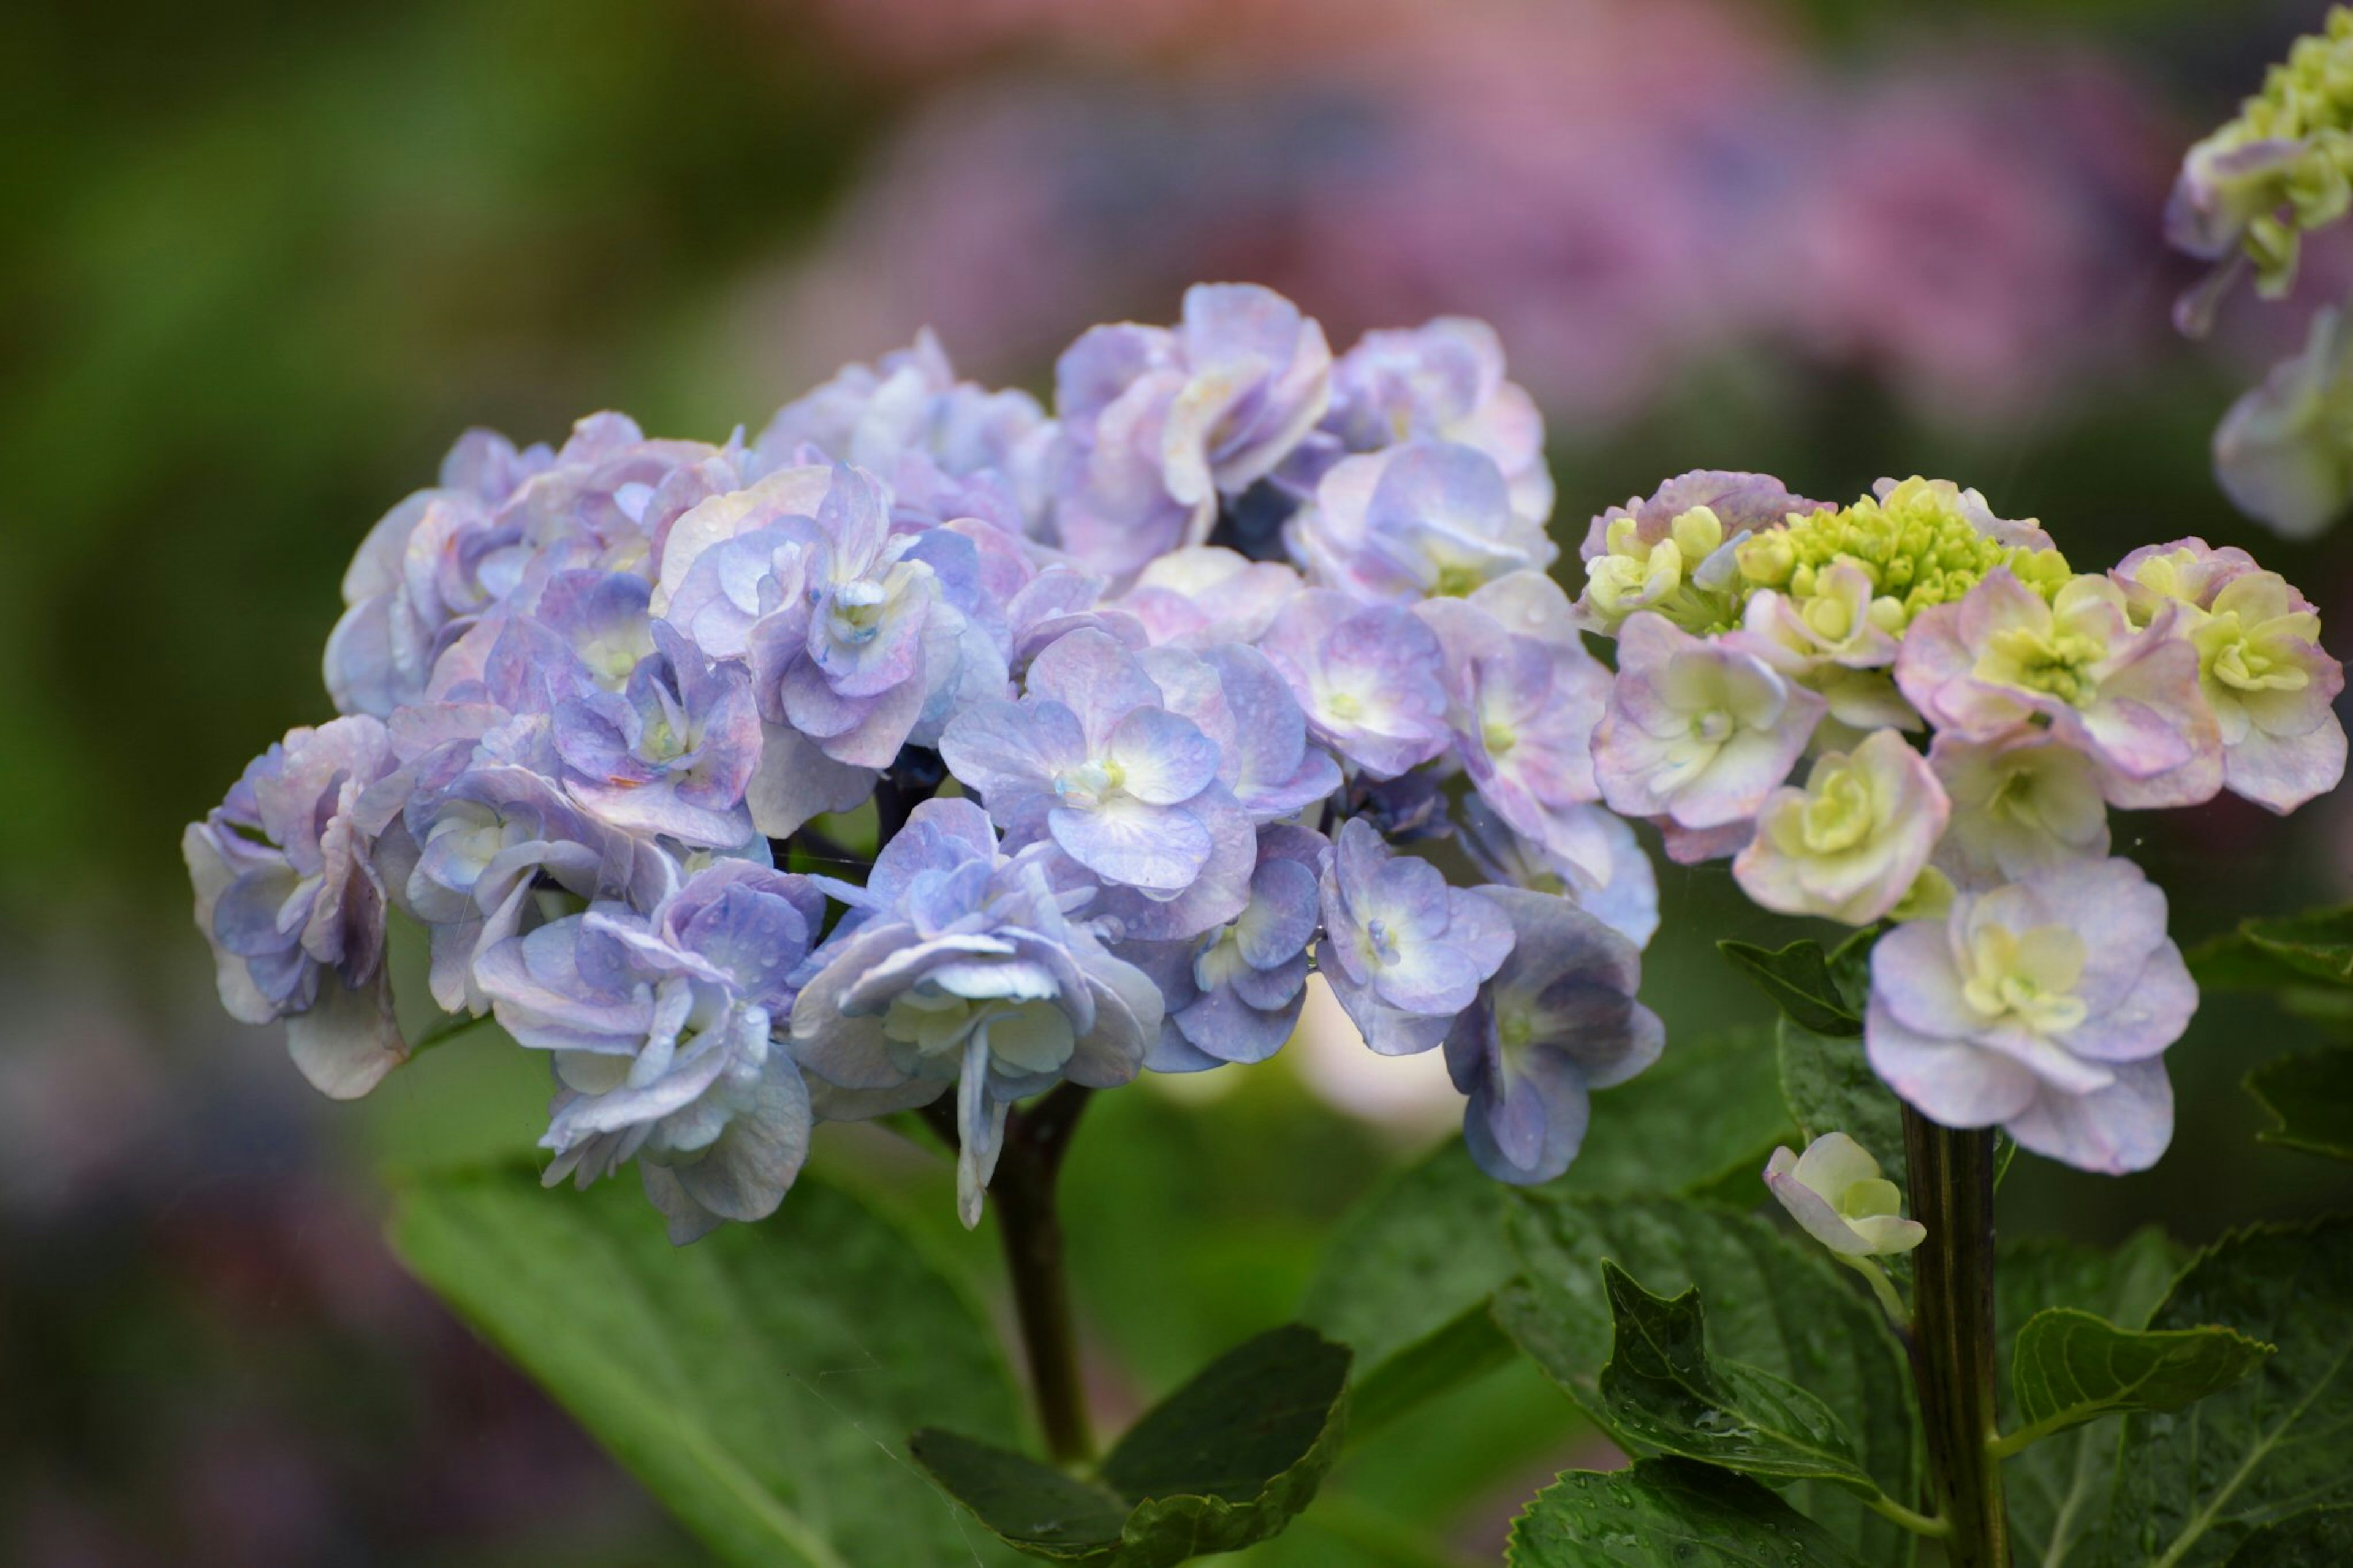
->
[1580,474,2348,1172]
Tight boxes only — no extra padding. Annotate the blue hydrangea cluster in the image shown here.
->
[186,284,1664,1240]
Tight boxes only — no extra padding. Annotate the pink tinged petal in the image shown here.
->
[1893,603,1987,730]
[1660,817,1752,865]
[2226,714,2350,812]
[1763,1161,1876,1257]
[1865,997,2042,1128]
[2014,858,2170,1018]
[2003,1058,2173,1175]
[1870,919,1983,1044]
[2063,939,2197,1066]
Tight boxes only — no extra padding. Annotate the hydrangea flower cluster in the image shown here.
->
[187,286,1665,1240]
[1579,472,2346,1173]
[2167,5,2353,333]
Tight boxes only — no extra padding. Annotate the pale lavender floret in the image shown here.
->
[1419,574,1613,857]
[1052,284,1333,577]
[1456,795,1659,950]
[467,568,659,719]
[939,627,1258,931]
[551,621,762,849]
[788,798,1158,1225]
[325,429,551,718]
[1578,470,1828,563]
[501,412,747,569]
[1894,571,2221,809]
[390,761,663,1015]
[1284,317,1555,525]
[1442,886,1663,1186]
[1287,439,1555,604]
[1593,612,1827,830]
[1138,640,1342,824]
[1259,588,1453,781]
[1317,817,1515,1056]
[752,328,1055,537]
[182,716,407,1100]
[1866,857,2196,1174]
[1129,825,1325,1072]
[1110,547,1303,650]
[475,863,825,1243]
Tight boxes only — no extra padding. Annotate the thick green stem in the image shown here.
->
[1903,1108,2008,1567]
[991,1083,1097,1466]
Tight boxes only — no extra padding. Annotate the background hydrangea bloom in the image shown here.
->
[1866,857,2196,1173]
[1442,886,1662,1185]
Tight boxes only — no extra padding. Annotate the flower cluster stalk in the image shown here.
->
[1903,1108,2009,1567]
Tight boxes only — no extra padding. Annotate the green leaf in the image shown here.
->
[1345,1301,1516,1438]
[1719,938,1861,1036]
[1300,1031,1792,1435]
[2223,1507,2353,1566]
[1993,1229,2184,1568]
[1507,1456,1870,1567]
[1495,1195,1919,1562]
[2190,907,2353,996]
[389,1165,1025,1568]
[1596,1263,1877,1498]
[2243,1045,2353,1162]
[1554,1026,1795,1203]
[1301,1140,1513,1379]
[2104,1216,2353,1566]
[915,1324,1351,1567]
[2001,1309,2270,1453]
[1777,1015,1907,1179]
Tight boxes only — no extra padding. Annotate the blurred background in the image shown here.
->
[9,0,2353,1561]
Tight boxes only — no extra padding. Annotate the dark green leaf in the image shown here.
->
[1495,1195,1919,1562]
[917,1325,1351,1567]
[1302,1032,1793,1436]
[2105,1216,2353,1566]
[904,1433,1129,1560]
[390,1165,1025,1568]
[1346,1302,1516,1438]
[2190,907,2353,992]
[2243,1045,2353,1162]
[1596,1263,1876,1497]
[1776,1015,1907,1184]
[1507,1457,1870,1567]
[1555,1026,1795,1203]
[1718,939,1861,1036]
[1994,1230,2184,1568]
[1301,1140,1512,1378]
[2223,1507,2353,1566]
[2003,1309,2270,1450]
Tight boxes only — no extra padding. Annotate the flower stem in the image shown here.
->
[1901,1108,2008,1567]
[991,1083,1097,1466]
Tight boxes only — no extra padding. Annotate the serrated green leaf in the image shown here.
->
[2190,907,2353,993]
[1776,1015,1908,1181]
[915,1325,1351,1567]
[390,1165,1025,1567]
[1300,1031,1792,1435]
[2104,1216,2353,1567]
[2222,1506,2353,1566]
[1596,1263,1878,1498]
[2243,1045,2353,1162]
[1993,1230,2186,1568]
[1346,1302,1516,1438]
[1495,1195,1919,1562]
[1719,939,1862,1036]
[2001,1309,2270,1453]
[1507,1456,1870,1567]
